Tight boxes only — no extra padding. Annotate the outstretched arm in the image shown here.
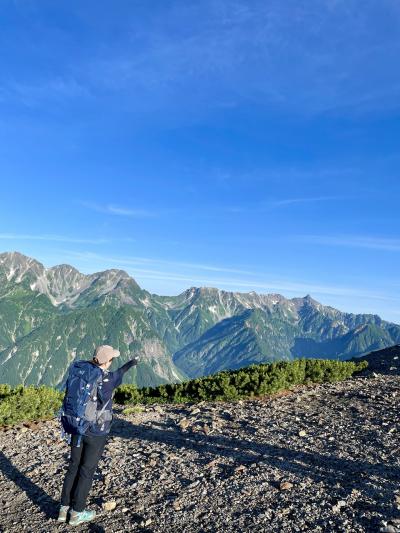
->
[109,356,140,389]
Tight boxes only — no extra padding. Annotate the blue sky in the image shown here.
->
[0,0,399,322]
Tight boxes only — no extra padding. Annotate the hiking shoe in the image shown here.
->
[69,509,96,526]
[57,505,69,522]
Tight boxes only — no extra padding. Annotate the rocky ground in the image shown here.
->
[0,347,399,533]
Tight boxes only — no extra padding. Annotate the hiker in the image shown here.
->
[58,345,139,526]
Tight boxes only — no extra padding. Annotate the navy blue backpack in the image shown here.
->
[60,360,110,447]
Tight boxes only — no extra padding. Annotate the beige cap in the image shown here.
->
[93,345,120,364]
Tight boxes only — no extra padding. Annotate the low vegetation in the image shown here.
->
[0,384,63,426]
[114,358,368,405]
[0,359,368,426]
[122,406,144,415]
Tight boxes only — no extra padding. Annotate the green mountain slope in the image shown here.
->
[0,303,185,388]
[0,251,399,387]
[173,308,298,377]
[173,299,400,378]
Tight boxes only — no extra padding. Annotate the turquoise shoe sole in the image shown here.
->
[69,510,96,526]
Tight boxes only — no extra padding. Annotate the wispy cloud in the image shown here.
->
[3,1,400,117]
[132,272,392,301]
[63,250,254,275]
[222,195,344,213]
[299,235,400,252]
[0,77,90,107]
[124,269,397,304]
[84,1,400,116]
[269,196,341,207]
[60,250,393,302]
[81,196,341,220]
[81,201,160,218]
[0,233,109,244]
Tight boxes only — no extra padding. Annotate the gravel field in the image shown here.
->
[1,348,399,533]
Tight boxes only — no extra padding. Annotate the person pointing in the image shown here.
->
[58,345,139,526]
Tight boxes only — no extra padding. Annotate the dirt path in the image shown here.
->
[1,366,399,532]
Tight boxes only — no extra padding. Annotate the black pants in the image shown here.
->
[60,434,107,512]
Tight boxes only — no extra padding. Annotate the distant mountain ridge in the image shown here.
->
[0,251,399,388]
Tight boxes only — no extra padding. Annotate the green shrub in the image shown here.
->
[115,358,368,406]
[0,358,368,426]
[114,383,143,404]
[0,385,63,426]
[0,384,12,399]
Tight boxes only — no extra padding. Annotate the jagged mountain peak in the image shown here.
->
[184,285,288,303]
[291,294,327,312]
[92,268,132,281]
[176,286,220,303]
[48,263,81,275]
[0,251,45,280]
[0,250,41,263]
[196,286,225,298]
[184,286,219,295]
[0,250,399,390]
[0,251,142,307]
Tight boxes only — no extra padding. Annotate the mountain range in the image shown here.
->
[0,251,399,388]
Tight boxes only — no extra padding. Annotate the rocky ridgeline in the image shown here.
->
[0,348,399,532]
[2,251,400,390]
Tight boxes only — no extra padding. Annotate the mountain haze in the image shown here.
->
[0,251,399,388]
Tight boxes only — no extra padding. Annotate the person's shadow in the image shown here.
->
[0,451,107,532]
[0,450,58,520]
